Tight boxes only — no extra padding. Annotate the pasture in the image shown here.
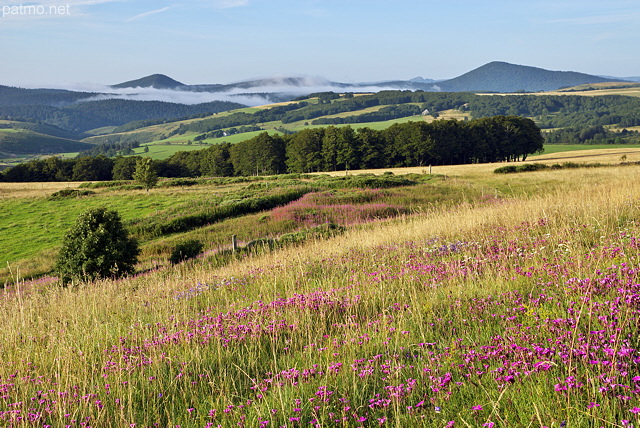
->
[1,148,640,427]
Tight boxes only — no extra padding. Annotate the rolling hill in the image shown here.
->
[0,128,93,155]
[0,85,97,107]
[0,100,247,134]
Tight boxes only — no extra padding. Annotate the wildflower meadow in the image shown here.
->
[1,161,640,427]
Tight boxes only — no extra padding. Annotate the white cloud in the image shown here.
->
[126,6,171,21]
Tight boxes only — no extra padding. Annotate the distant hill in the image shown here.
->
[1,62,633,138]
[111,74,186,89]
[436,61,625,93]
[0,127,93,155]
[111,63,625,95]
[619,76,640,83]
[0,85,97,107]
[0,99,246,133]
[112,75,438,93]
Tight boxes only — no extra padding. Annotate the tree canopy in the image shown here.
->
[55,208,140,285]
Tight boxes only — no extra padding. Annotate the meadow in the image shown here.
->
[1,149,640,427]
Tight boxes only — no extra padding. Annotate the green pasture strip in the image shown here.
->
[132,144,208,159]
[536,144,640,155]
[0,186,232,264]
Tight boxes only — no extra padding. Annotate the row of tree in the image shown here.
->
[1,116,543,182]
[154,116,543,177]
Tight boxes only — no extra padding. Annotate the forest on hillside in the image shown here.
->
[163,91,640,147]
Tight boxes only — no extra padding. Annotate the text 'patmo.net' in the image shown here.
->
[2,4,71,18]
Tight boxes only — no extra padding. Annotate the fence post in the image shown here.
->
[232,235,238,252]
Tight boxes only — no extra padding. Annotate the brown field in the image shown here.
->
[0,181,87,198]
[477,82,640,98]
[314,147,640,178]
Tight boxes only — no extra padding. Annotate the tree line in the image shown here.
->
[1,116,543,182]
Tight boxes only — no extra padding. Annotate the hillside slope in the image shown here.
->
[437,61,623,92]
[0,128,92,155]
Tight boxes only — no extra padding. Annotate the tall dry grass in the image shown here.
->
[2,163,640,426]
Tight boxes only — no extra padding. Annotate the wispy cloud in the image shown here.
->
[126,6,171,22]
[547,11,640,25]
[211,0,249,9]
[0,0,125,5]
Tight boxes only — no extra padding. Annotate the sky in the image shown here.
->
[0,0,639,88]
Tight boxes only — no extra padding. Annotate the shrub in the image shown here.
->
[56,208,140,285]
[78,181,131,189]
[48,189,95,200]
[169,239,204,265]
[493,165,518,174]
[517,163,548,172]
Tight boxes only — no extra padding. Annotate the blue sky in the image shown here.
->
[1,0,639,87]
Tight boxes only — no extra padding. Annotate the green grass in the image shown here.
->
[0,129,92,154]
[536,144,640,155]
[132,143,211,158]
[0,191,185,263]
[2,165,640,427]
[84,126,118,136]
[1,174,444,283]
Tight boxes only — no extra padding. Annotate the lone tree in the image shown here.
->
[133,157,158,191]
[56,207,140,285]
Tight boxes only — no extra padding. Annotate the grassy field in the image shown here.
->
[0,173,461,283]
[538,144,640,155]
[4,147,640,281]
[2,152,640,427]
[546,82,640,97]
[132,142,211,159]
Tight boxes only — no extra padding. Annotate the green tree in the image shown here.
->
[200,143,234,177]
[112,156,140,180]
[229,132,286,176]
[133,157,158,191]
[55,208,140,285]
[336,126,359,170]
[71,155,114,181]
[285,128,324,173]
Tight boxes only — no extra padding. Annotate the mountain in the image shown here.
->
[111,63,624,95]
[616,76,640,83]
[0,85,97,107]
[409,76,438,84]
[436,61,625,93]
[111,75,438,93]
[111,74,186,89]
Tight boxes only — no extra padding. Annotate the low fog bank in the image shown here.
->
[19,79,441,107]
